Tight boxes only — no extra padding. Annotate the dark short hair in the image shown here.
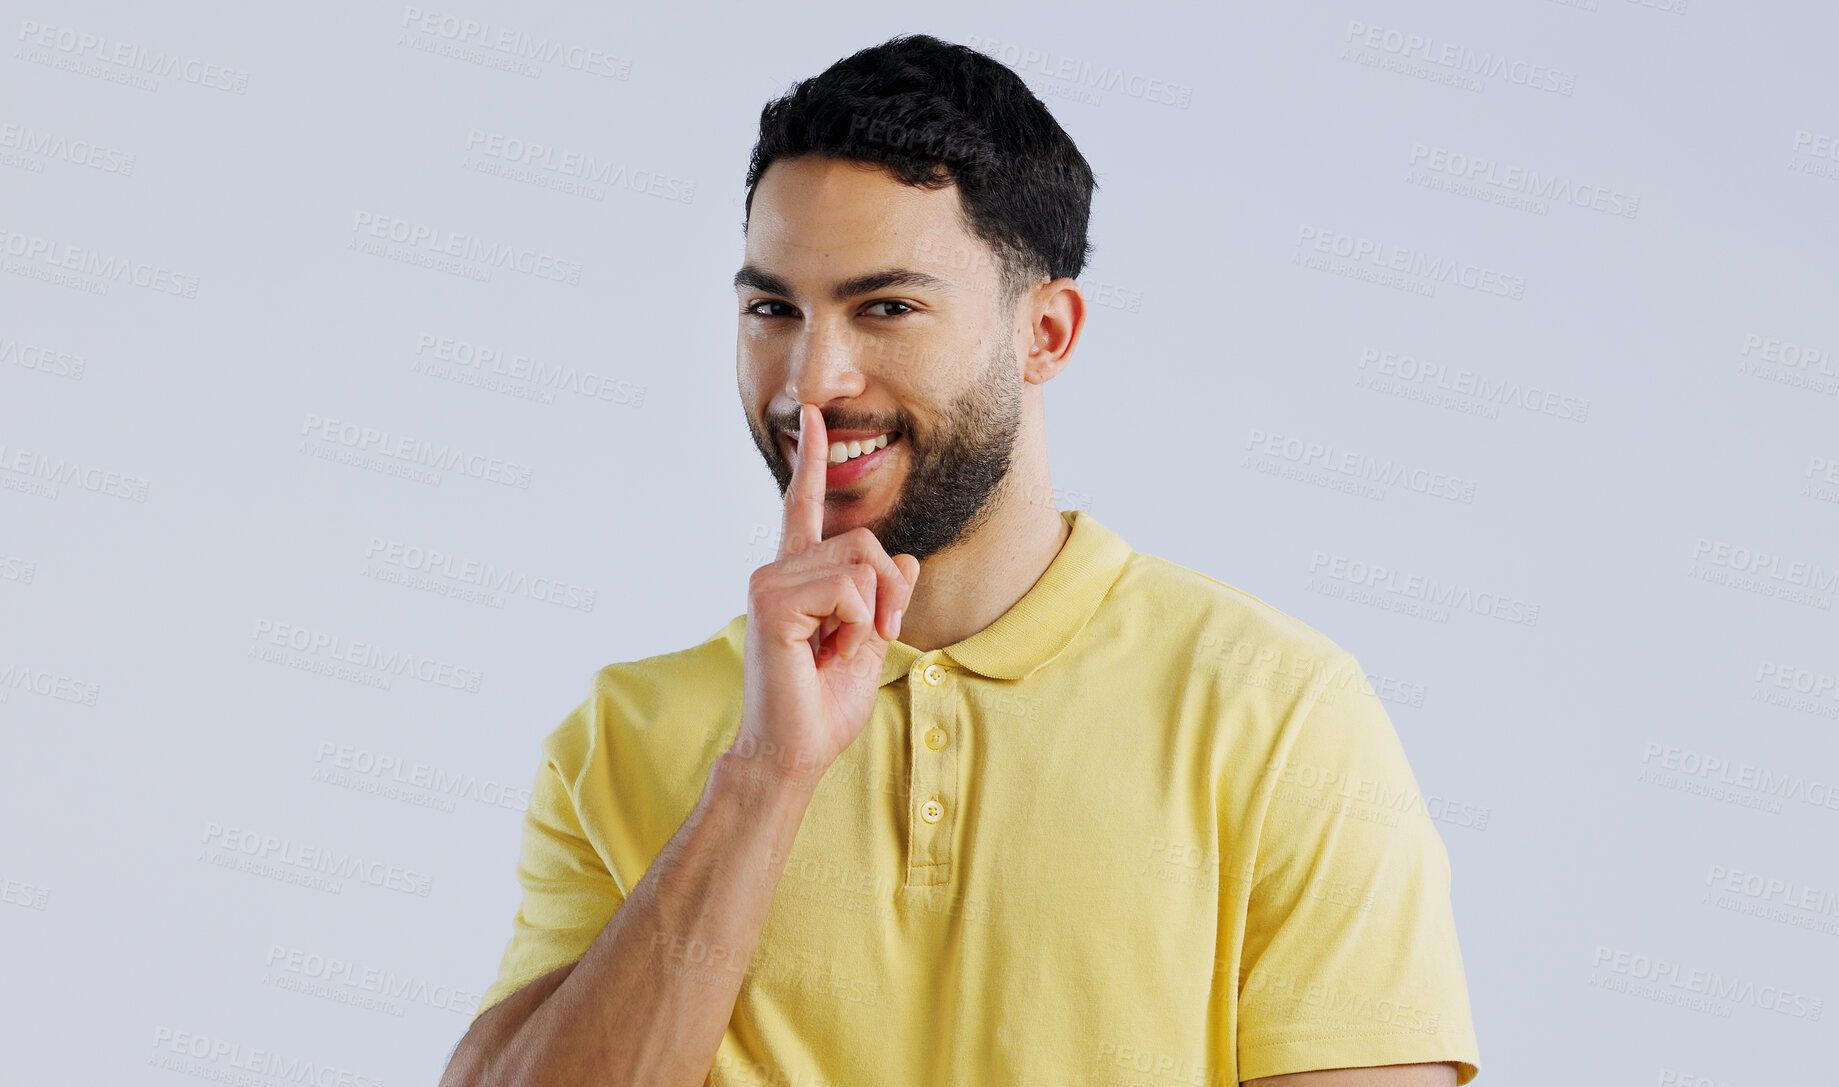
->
[743,33,1097,307]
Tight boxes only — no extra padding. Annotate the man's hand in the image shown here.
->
[733,402,921,790]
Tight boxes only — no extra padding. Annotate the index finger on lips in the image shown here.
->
[778,403,826,560]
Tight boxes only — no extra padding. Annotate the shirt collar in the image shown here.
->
[879,509,1132,686]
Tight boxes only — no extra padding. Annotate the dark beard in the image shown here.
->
[745,340,1023,563]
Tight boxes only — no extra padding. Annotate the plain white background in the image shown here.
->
[3,1,1836,1083]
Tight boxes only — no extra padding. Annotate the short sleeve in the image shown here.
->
[1236,654,1482,1084]
[475,700,626,1021]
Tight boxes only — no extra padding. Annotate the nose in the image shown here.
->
[783,317,867,409]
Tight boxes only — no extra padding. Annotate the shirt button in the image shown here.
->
[920,797,945,823]
[924,728,948,750]
[922,663,947,686]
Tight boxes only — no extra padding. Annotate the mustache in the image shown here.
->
[768,413,906,441]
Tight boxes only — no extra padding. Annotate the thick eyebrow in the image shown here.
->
[732,265,956,302]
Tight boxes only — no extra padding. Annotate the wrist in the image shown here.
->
[713,744,825,805]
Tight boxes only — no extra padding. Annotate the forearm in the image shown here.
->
[491,749,816,1087]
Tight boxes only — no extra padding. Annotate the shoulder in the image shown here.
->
[542,616,748,787]
[1107,547,1359,693]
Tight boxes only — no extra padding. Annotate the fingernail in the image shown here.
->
[891,609,903,638]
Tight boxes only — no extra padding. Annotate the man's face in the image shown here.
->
[736,154,1028,562]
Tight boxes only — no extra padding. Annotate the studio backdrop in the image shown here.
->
[2,1,1835,1083]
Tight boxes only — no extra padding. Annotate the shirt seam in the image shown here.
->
[1240,1025,1458,1047]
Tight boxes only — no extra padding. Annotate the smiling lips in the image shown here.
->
[787,428,903,488]
[824,432,894,464]
[788,429,902,465]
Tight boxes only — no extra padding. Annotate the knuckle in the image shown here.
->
[852,526,890,558]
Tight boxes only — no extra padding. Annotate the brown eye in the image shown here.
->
[865,301,913,317]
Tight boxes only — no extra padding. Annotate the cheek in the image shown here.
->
[901,341,970,389]
[735,354,777,402]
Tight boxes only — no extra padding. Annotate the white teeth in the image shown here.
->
[826,432,892,465]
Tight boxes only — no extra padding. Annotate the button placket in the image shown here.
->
[906,655,957,886]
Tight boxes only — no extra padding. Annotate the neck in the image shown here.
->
[894,477,1071,653]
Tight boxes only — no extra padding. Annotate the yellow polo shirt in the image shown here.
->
[476,509,1482,1085]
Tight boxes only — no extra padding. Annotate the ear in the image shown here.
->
[1018,277,1085,385]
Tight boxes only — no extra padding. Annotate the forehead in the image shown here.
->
[744,155,998,288]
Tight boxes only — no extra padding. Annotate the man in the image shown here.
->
[441,33,1481,1087]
